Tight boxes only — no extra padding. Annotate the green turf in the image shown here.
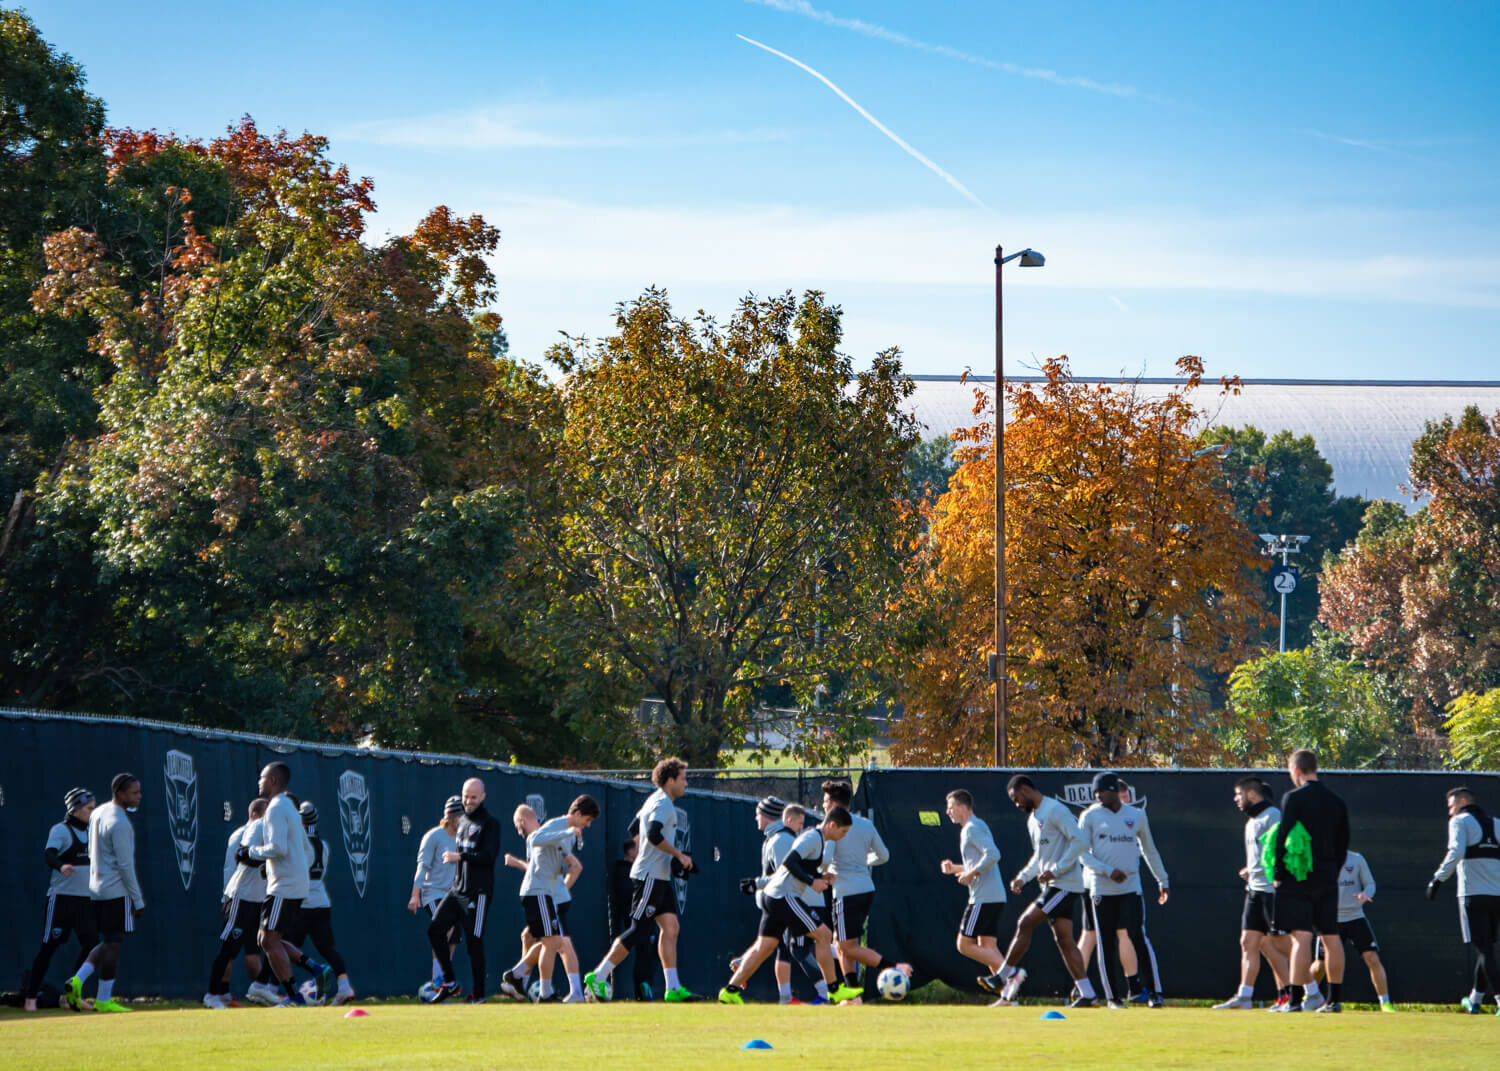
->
[1,1000,1495,1071]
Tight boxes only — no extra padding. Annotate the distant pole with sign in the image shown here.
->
[1259,533,1309,653]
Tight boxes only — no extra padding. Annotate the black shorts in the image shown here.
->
[1274,881,1338,936]
[958,900,1006,939]
[1317,916,1378,956]
[523,894,565,939]
[94,897,135,941]
[260,894,303,935]
[758,896,822,941]
[629,876,677,922]
[41,893,95,944]
[1460,894,1500,948]
[1241,890,1281,935]
[219,896,262,952]
[557,900,571,925]
[1033,886,1079,921]
[1086,892,1146,933]
[832,892,874,942]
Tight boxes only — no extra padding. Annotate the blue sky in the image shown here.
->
[21,0,1500,381]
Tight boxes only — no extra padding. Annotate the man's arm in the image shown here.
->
[564,856,582,889]
[1049,809,1087,875]
[1137,814,1169,889]
[463,817,499,867]
[1433,815,1468,883]
[45,825,70,871]
[867,824,891,867]
[113,818,145,910]
[1357,856,1376,901]
[248,806,288,862]
[780,844,824,887]
[960,824,999,880]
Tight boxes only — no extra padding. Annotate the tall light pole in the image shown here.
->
[1259,533,1309,652]
[993,245,1045,767]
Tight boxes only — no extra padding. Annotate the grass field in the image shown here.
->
[2,1000,1495,1071]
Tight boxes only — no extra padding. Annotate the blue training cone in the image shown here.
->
[1040,1010,1067,1020]
[742,1040,774,1050]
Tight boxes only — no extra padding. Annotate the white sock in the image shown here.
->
[664,967,680,991]
[75,962,95,984]
[778,982,792,999]
[539,977,553,998]
[1237,985,1254,999]
[511,960,531,979]
[814,979,829,998]
[1076,978,1096,999]
[568,973,583,998]
[338,977,353,993]
[1000,964,1017,980]
[1304,981,1321,998]
[1378,993,1391,1004]
[97,979,114,1002]
[594,959,615,981]
[1470,988,1483,1004]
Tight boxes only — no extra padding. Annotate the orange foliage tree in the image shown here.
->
[892,356,1267,766]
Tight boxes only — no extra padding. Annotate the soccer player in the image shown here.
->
[938,789,1011,987]
[1270,748,1349,1013]
[1214,777,1292,1010]
[64,773,144,1013]
[426,777,502,1004]
[820,779,908,997]
[737,795,822,1004]
[410,796,463,998]
[1310,848,1392,1011]
[286,801,355,1005]
[609,836,659,1000]
[499,795,599,1002]
[24,788,99,1012]
[585,757,701,1003]
[204,798,268,1008]
[990,774,1096,1008]
[1078,772,1169,1009]
[718,805,862,1004]
[1427,786,1500,1015]
[244,764,319,1006]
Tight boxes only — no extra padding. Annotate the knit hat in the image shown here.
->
[444,795,465,817]
[64,787,95,815]
[298,800,318,825]
[757,795,788,819]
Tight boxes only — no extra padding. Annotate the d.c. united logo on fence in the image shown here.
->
[1056,780,1148,812]
[338,770,372,898]
[163,749,198,890]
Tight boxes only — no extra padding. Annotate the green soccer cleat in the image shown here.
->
[1380,1002,1396,1013]
[664,986,702,1003]
[63,976,84,1012]
[1460,996,1482,1014]
[830,982,864,1004]
[718,987,744,1005]
[93,998,132,1013]
[583,971,611,1002]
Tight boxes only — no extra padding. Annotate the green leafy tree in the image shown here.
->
[1197,424,1369,650]
[903,434,956,510]
[1445,688,1500,770]
[1223,631,1403,767]
[544,288,921,767]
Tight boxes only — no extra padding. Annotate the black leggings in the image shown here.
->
[428,892,489,997]
[26,894,97,1000]
[288,908,349,976]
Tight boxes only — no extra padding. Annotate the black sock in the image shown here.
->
[845,971,861,988]
[1328,982,1341,1002]
[279,974,297,999]
[1278,985,1291,999]
[1125,974,1141,994]
[727,984,742,993]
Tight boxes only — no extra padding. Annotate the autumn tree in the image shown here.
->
[1320,406,1500,725]
[892,356,1266,767]
[4,116,540,748]
[1196,424,1368,650]
[543,288,921,768]
[1445,688,1500,770]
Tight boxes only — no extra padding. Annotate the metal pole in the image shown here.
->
[1278,545,1289,653]
[993,245,1008,767]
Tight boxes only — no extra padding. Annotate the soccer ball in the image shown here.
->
[527,978,544,1003]
[416,981,437,1001]
[876,967,910,1001]
[298,979,322,1004]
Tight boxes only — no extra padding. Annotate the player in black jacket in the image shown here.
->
[1271,749,1351,1013]
[425,778,502,1003]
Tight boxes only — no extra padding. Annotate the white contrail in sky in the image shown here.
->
[736,33,989,211]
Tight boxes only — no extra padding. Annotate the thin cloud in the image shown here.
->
[1107,295,1132,314]
[746,0,1161,102]
[1298,128,1438,164]
[736,34,989,210]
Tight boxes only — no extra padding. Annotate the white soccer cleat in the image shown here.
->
[1213,996,1253,1010]
[1302,992,1327,1012]
[987,996,1018,1008]
[245,982,281,1006]
[562,992,588,1003]
[202,993,227,1009]
[332,982,355,1006]
[1000,967,1028,1002]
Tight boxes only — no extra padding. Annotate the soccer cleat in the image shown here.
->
[976,973,1005,995]
[829,982,864,1004]
[1128,990,1150,1004]
[499,971,525,1001]
[316,964,335,1002]
[1213,996,1254,1010]
[1267,994,1291,1012]
[63,975,84,1012]
[424,980,462,1004]
[1106,999,1129,1010]
[635,982,654,1002]
[808,995,830,1005]
[1380,1001,1395,1013]
[1302,992,1327,1012]
[562,992,588,1003]
[246,981,281,1006]
[1001,968,1028,1002]
[781,996,805,1006]
[94,999,132,1012]
[1460,996,1483,1014]
[987,996,1018,1008]
[202,993,227,1009]
[1315,1001,1342,1014]
[664,986,703,1003]
[583,971,611,1002]
[332,983,355,1006]
[1067,994,1099,1009]
[1284,1002,1304,1013]
[1148,993,1164,1009]
[718,987,745,1005]
[466,995,487,1005]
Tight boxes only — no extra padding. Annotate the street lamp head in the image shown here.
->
[1017,249,1045,268]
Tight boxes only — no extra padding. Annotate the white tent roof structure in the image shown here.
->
[904,377,1500,505]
